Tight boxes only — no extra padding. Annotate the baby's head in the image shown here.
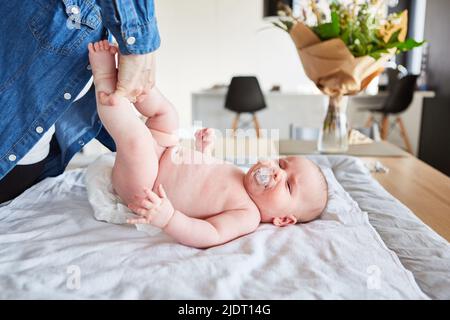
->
[243,156,328,226]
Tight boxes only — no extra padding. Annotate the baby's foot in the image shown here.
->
[88,40,118,103]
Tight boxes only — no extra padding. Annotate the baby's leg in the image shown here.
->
[88,40,160,204]
[134,87,179,138]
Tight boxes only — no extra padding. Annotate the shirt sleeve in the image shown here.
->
[97,0,161,55]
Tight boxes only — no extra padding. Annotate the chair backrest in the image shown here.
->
[224,76,267,113]
[386,68,401,92]
[383,74,418,114]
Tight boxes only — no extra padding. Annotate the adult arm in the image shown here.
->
[97,0,160,55]
[96,0,161,103]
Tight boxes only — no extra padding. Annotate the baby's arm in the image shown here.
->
[127,186,260,248]
[165,208,260,248]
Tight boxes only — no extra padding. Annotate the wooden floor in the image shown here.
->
[360,155,450,242]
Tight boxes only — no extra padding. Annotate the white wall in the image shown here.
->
[154,0,315,128]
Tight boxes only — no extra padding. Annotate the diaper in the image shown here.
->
[85,129,179,236]
[85,153,162,236]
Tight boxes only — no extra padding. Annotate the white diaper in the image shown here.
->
[84,153,161,236]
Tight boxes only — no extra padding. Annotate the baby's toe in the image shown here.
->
[109,45,118,55]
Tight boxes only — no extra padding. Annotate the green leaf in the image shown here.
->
[387,29,401,44]
[369,49,389,60]
[340,25,351,45]
[283,20,295,32]
[272,18,296,33]
[368,39,424,59]
[313,11,340,40]
[272,21,287,32]
[396,38,425,52]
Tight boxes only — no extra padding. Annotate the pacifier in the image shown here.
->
[254,167,273,187]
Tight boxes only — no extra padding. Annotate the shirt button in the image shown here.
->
[78,140,85,146]
[71,6,80,15]
[36,126,44,134]
[86,64,92,71]
[8,154,17,162]
[126,36,136,45]
[64,93,72,100]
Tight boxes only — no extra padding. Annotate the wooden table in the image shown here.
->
[360,156,450,242]
[278,140,450,242]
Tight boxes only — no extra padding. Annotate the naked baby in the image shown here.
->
[88,40,328,249]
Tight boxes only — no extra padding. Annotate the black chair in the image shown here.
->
[363,74,418,154]
[225,76,267,138]
[386,67,401,91]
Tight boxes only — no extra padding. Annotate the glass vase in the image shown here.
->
[317,95,349,154]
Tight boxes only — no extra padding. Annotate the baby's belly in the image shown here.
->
[154,146,248,218]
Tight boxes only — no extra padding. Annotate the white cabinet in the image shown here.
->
[192,89,435,155]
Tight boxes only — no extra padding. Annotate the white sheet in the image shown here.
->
[310,156,450,300]
[0,156,428,299]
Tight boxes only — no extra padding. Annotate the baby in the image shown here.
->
[88,40,328,249]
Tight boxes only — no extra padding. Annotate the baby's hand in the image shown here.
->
[195,128,215,154]
[127,185,174,229]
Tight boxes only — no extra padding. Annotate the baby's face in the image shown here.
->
[243,156,327,226]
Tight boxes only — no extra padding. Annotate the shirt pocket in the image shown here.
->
[29,0,101,56]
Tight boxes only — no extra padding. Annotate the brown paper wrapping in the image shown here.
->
[289,11,408,97]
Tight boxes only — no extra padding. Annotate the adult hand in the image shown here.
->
[103,52,156,105]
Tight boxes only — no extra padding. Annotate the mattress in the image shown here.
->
[0,155,448,299]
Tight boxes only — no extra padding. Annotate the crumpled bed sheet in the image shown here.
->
[0,155,445,299]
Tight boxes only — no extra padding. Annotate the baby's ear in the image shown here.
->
[272,215,297,227]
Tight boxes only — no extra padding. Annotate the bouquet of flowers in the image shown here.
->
[272,0,423,152]
[274,0,423,96]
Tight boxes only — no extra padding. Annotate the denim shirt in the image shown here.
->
[0,0,161,181]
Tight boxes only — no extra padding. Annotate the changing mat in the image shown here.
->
[0,154,430,299]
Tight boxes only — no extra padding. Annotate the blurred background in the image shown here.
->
[75,0,450,176]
